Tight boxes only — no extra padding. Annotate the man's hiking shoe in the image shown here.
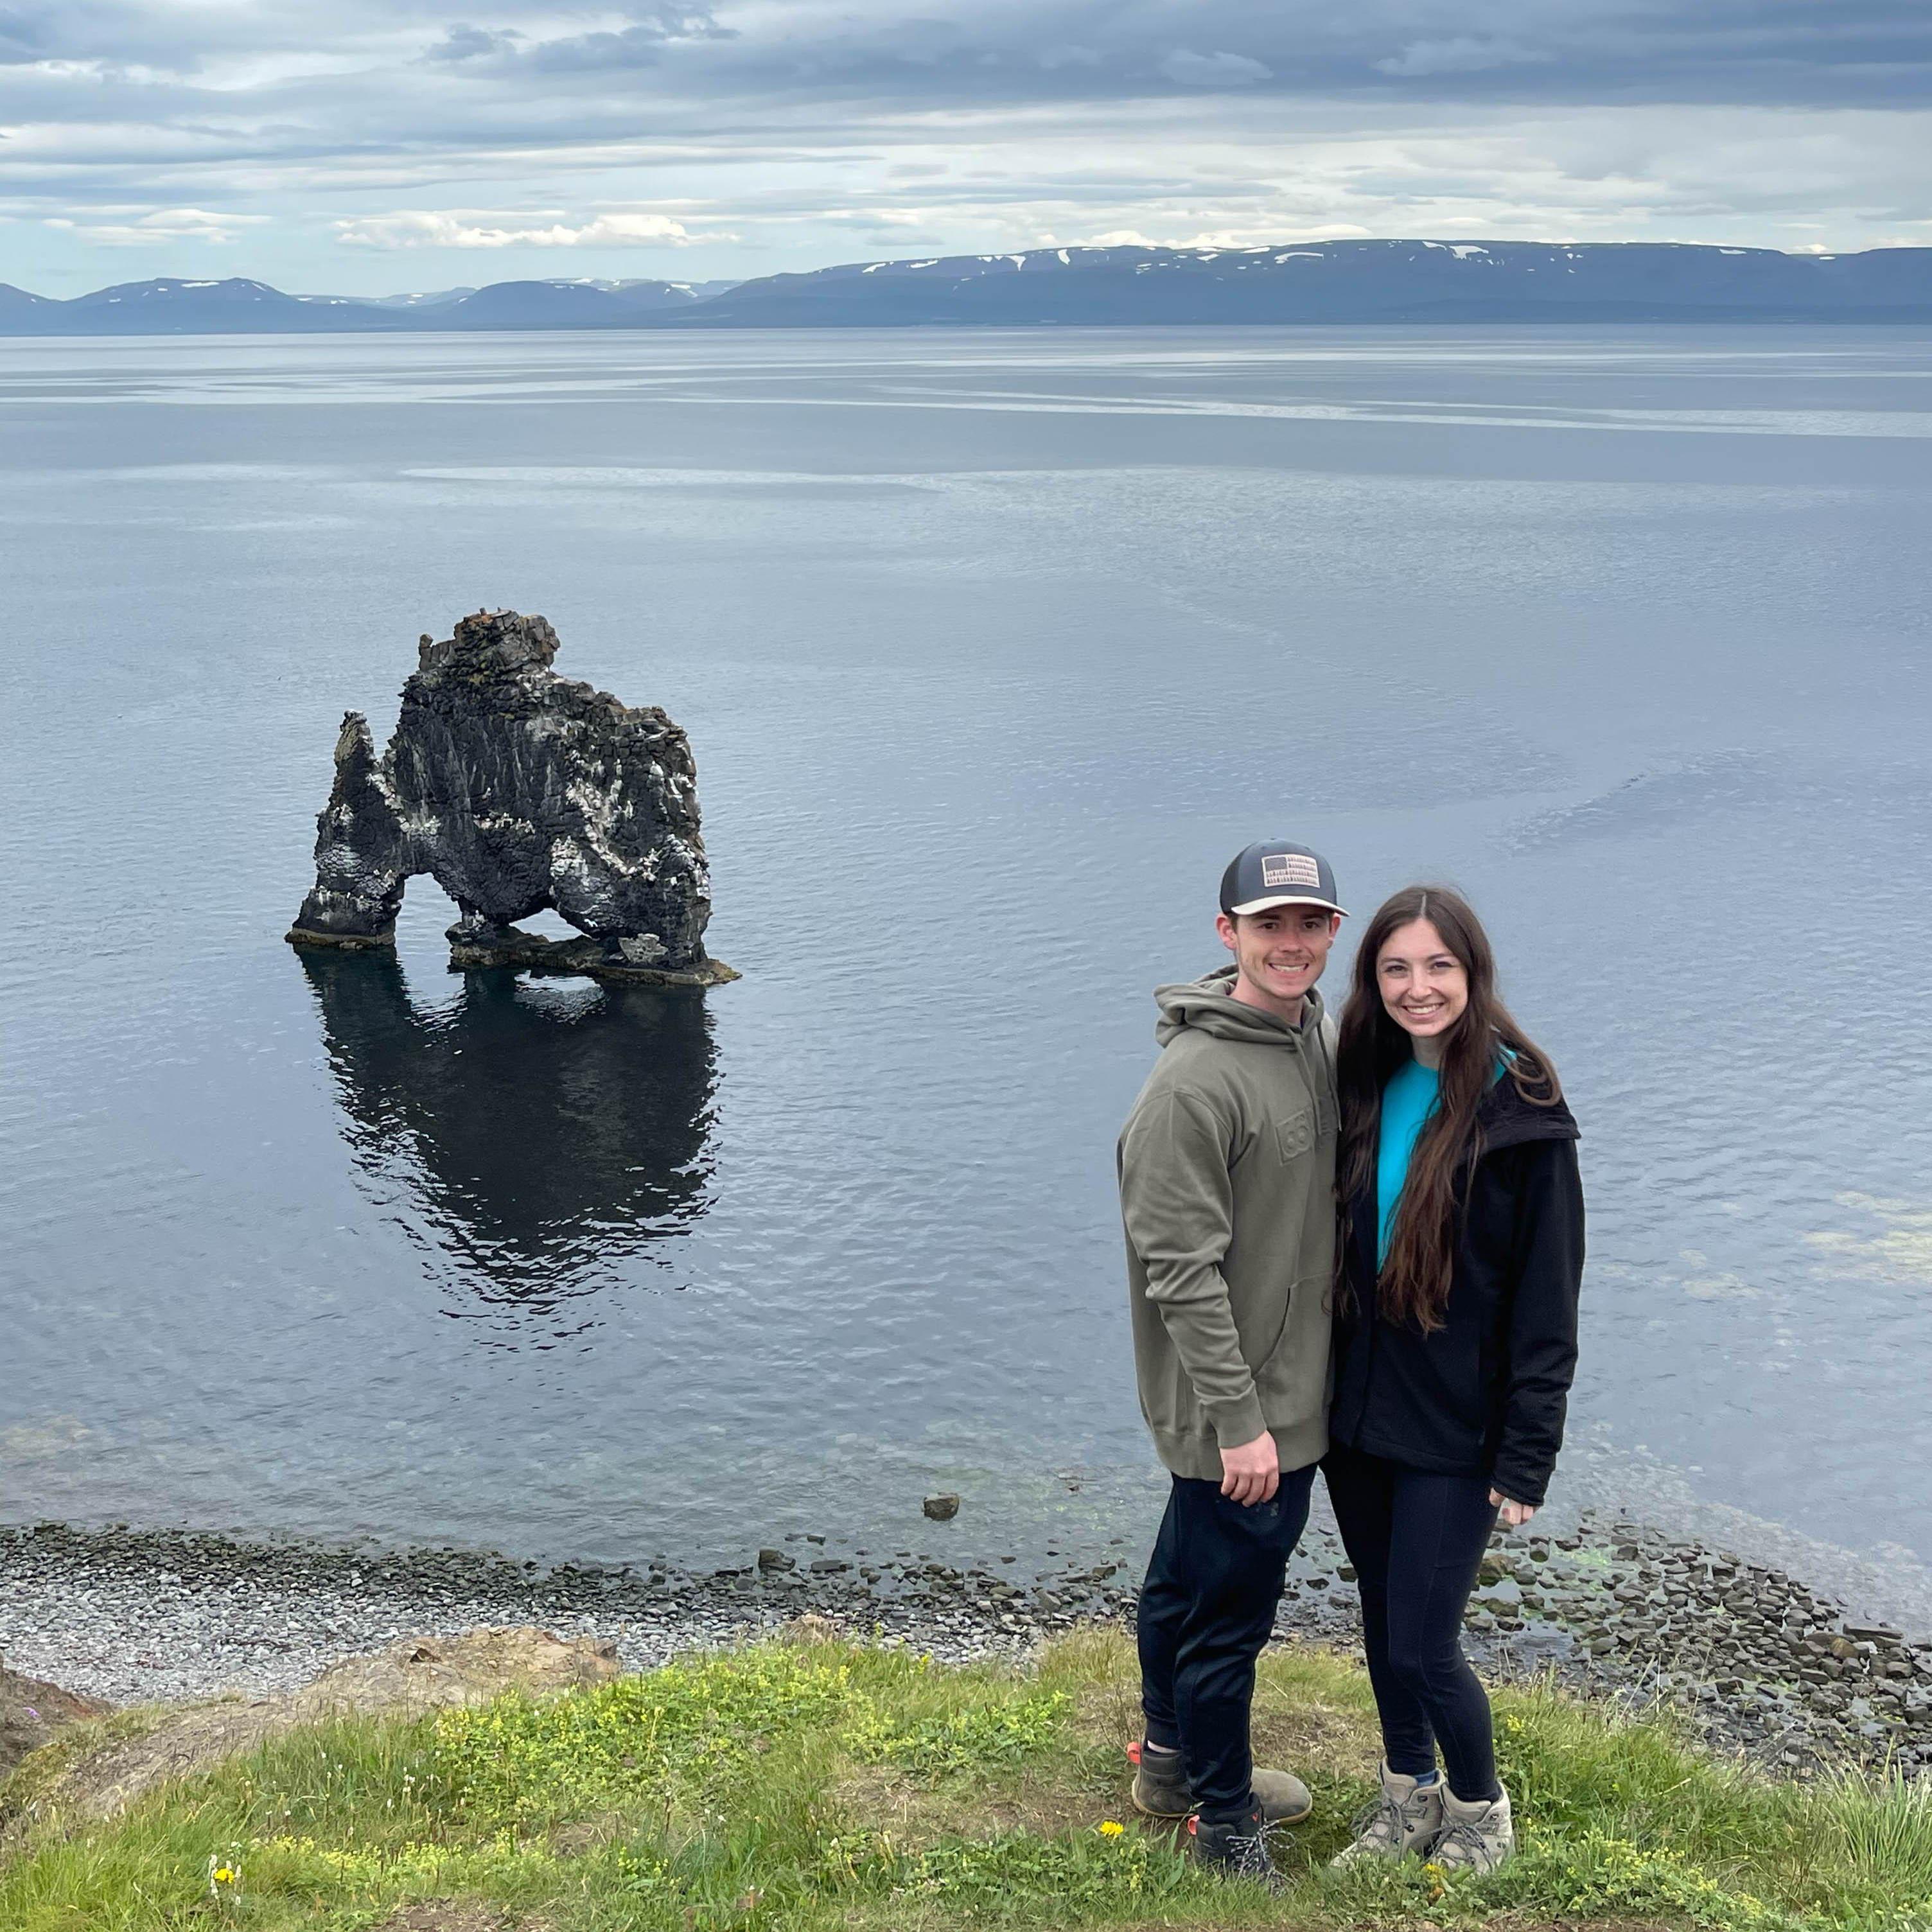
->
[1127,1739,1312,1825]
[1428,1782,1515,1873]
[1328,1762,1444,1866]
[1186,1805,1288,1893]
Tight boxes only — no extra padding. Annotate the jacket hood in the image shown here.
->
[1477,1066,1580,1153]
[1154,965,1328,1049]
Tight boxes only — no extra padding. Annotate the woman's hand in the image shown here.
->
[1489,1489,1536,1529]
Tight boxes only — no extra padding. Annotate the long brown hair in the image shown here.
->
[1338,885,1561,1332]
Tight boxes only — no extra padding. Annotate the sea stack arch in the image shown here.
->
[287,609,733,986]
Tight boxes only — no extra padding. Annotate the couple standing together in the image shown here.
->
[1118,842,1585,1892]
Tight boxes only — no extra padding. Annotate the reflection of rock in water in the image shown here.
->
[300,951,716,1317]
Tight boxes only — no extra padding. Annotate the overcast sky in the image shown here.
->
[4,0,1929,295]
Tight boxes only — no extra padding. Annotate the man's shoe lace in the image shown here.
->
[1228,1822,1275,1878]
[1193,1814,1285,1890]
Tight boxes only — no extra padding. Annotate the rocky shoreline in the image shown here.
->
[4,1513,1928,1780]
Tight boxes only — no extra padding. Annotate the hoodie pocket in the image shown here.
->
[1252,1288,1326,1415]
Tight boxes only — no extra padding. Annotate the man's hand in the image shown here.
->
[1489,1489,1537,1529]
[1220,1431,1280,1506]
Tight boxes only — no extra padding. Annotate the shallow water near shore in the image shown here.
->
[1,325,1929,1624]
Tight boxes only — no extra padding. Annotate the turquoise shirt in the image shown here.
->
[1376,1057,1441,1267]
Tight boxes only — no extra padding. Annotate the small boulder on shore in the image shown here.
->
[290,1626,617,1717]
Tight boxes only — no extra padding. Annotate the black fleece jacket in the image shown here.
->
[1328,1073,1584,1507]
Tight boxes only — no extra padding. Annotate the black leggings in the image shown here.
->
[1322,1441,1502,1802]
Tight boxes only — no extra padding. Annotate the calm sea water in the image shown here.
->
[3,327,1929,1611]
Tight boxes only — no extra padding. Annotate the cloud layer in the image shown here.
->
[335,209,702,248]
[2,0,1927,294]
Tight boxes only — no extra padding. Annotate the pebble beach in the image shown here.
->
[5,1510,1928,1780]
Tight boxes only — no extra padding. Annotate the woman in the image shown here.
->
[1325,885,1583,1874]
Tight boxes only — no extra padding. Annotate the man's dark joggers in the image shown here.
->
[1136,1461,1317,1820]
[1322,1441,1503,1802]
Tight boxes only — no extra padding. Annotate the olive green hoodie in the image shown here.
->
[1118,965,1338,1481]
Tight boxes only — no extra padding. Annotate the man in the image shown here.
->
[1118,840,1345,1890]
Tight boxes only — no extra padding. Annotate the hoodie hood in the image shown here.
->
[1154,964,1328,1049]
[1476,1065,1581,1154]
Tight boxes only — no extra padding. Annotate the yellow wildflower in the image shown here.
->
[1097,1820,1126,1838]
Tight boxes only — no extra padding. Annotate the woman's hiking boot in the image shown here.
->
[1127,1740,1313,1825]
[1427,1782,1515,1873]
[1328,1762,1444,1866]
[1185,1804,1288,1893]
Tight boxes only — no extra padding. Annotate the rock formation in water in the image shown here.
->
[287,610,732,984]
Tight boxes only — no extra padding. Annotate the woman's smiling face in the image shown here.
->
[1376,917,1469,1043]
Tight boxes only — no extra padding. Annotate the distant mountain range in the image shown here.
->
[342,277,744,311]
[0,274,729,333]
[5,242,1931,335]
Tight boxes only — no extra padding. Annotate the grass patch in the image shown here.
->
[2,1628,1928,1930]
[0,1703,188,1832]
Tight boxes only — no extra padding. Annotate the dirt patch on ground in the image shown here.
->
[1250,1685,1380,1779]
[1,1663,111,1780]
[545,1812,632,1859]
[830,1759,1109,1851]
[1330,1922,1671,1931]
[19,1697,286,1830]
[6,1627,619,1832]
[373,1903,507,1932]
[1092,1920,1671,1932]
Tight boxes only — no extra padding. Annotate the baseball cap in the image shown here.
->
[1219,841,1347,919]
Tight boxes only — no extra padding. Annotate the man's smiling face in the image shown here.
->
[1215,903,1342,1019]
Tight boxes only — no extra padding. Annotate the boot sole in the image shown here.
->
[1260,1798,1314,1826]
[1132,1787,1313,1826]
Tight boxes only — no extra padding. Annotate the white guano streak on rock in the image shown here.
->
[565,777,657,879]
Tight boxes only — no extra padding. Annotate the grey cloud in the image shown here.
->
[631,0,1932,112]
[523,28,674,74]
[1376,37,1553,76]
[3,0,730,78]
[1158,49,1271,85]
[418,4,735,76]
[0,1,206,69]
[8,2,1932,121]
[520,4,734,72]
[0,8,48,62]
[766,1,1919,113]
[422,23,522,62]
